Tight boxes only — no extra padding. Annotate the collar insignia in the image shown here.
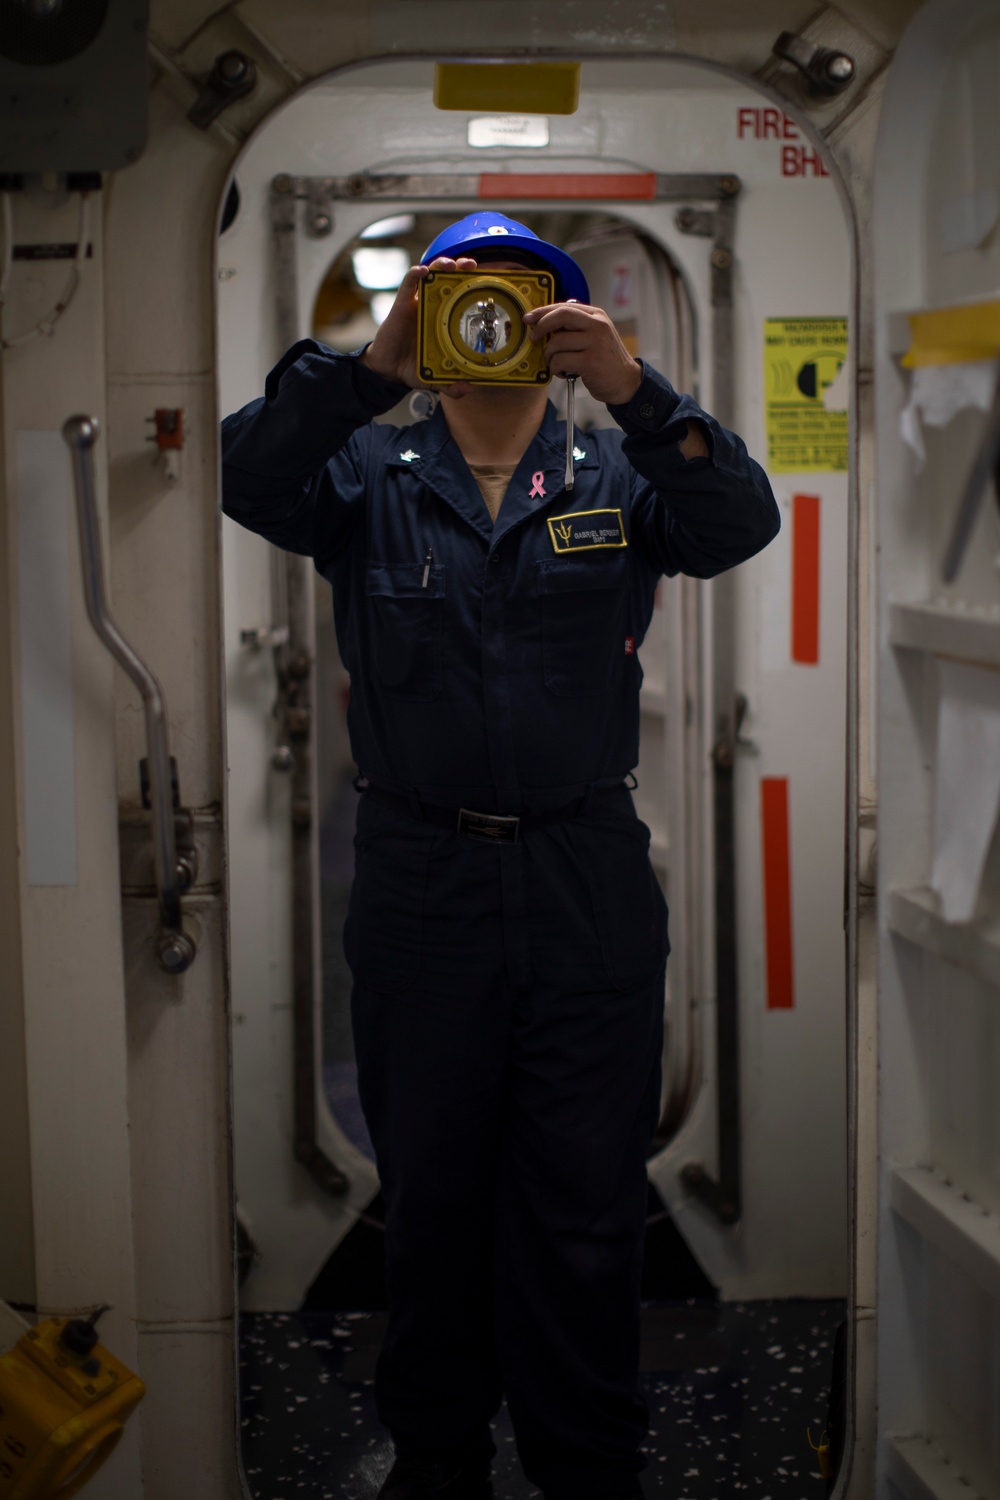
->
[399,449,419,462]
[573,446,586,461]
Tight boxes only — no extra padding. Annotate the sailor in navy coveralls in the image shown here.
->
[222,213,779,1500]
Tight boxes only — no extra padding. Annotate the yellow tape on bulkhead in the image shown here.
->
[901,300,1000,367]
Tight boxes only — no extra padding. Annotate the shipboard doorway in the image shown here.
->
[217,51,853,1500]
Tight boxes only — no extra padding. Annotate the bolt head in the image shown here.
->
[711,248,733,271]
[218,50,248,83]
[826,52,855,83]
[271,746,294,772]
[157,931,196,975]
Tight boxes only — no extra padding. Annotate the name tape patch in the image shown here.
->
[547,508,627,553]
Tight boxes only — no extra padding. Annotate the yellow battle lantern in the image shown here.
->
[417,270,555,387]
[0,1315,145,1499]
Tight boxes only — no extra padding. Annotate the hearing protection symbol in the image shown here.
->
[767,350,843,402]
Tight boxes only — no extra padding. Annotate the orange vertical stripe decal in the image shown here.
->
[761,778,794,1009]
[791,493,821,665]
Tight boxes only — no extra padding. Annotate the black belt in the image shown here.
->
[356,777,634,845]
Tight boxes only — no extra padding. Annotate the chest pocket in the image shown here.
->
[539,554,628,698]
[367,562,445,702]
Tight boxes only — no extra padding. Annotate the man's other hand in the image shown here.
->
[524,301,710,457]
[359,257,477,400]
[523,301,643,406]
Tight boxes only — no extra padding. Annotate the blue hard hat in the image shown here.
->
[420,212,589,304]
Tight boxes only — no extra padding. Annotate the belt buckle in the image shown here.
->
[457,808,520,844]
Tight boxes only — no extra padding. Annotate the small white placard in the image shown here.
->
[468,116,550,149]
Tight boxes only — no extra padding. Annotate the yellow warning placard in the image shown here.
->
[763,317,848,473]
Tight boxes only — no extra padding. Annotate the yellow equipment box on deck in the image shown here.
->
[0,1315,145,1499]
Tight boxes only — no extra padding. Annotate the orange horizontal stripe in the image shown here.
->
[478,172,658,200]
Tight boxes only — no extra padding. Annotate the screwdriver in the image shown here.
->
[560,294,581,492]
[565,374,578,491]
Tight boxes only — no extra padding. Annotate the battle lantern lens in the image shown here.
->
[417,269,554,386]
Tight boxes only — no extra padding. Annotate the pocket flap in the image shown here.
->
[367,562,446,599]
[538,554,627,594]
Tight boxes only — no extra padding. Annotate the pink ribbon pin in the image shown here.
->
[529,471,546,500]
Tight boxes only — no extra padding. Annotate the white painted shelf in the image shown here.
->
[889,600,1000,668]
[891,1164,1000,1304]
[886,1435,986,1500]
[639,685,667,716]
[887,886,1000,990]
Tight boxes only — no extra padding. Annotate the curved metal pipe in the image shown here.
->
[62,415,196,976]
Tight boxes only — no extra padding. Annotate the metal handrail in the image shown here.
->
[62,416,196,976]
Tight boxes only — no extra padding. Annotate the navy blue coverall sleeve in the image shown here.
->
[221,339,409,565]
[607,361,779,577]
[222,340,778,583]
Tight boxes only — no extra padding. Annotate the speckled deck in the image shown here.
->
[240,1298,845,1499]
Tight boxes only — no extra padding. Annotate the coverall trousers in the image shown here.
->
[347,785,669,1500]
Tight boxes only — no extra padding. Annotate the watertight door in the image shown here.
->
[220,57,852,1310]
[874,3,1000,1495]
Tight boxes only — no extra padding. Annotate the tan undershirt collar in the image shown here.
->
[468,462,518,525]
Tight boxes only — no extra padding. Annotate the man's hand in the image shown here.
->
[523,301,643,406]
[359,256,477,399]
[524,300,710,457]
